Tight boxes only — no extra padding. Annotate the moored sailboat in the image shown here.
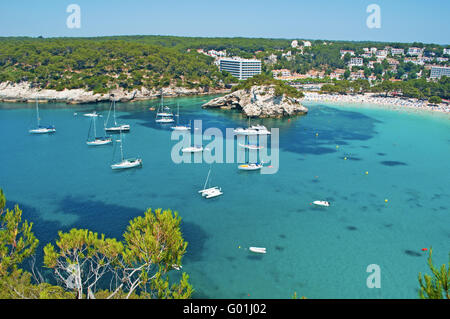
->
[111,131,142,170]
[86,114,112,146]
[29,99,56,134]
[105,96,130,133]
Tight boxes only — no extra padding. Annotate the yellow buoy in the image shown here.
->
[365,171,369,175]
[344,157,347,160]
[315,133,319,136]
[384,199,388,203]
[336,145,339,149]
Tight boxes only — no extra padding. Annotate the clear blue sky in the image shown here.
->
[0,0,449,44]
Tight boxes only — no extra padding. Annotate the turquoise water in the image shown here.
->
[0,96,449,299]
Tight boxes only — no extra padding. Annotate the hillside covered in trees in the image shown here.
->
[0,37,235,94]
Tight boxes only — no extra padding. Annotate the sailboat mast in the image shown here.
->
[203,167,211,190]
[113,98,117,126]
[93,115,97,137]
[36,99,40,127]
[119,131,124,161]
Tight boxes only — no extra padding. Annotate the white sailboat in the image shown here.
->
[86,115,112,146]
[155,91,174,123]
[29,99,56,134]
[198,166,223,199]
[171,103,191,131]
[105,97,130,133]
[111,131,142,170]
[233,118,271,135]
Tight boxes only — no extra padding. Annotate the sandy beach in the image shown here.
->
[302,92,450,114]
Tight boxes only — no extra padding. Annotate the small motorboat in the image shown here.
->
[182,146,203,153]
[239,143,264,150]
[238,163,263,170]
[83,111,99,117]
[250,125,271,135]
[171,124,191,131]
[233,127,258,135]
[313,200,330,207]
[249,247,266,254]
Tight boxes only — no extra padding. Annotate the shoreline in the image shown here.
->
[0,82,231,105]
[301,92,450,115]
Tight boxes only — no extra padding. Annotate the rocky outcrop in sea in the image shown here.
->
[202,85,308,118]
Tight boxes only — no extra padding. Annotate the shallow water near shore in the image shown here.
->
[0,96,449,299]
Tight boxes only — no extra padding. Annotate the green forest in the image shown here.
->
[0,188,192,299]
[0,37,234,94]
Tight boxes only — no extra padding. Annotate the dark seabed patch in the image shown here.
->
[380,160,408,166]
[247,254,264,261]
[345,156,362,161]
[404,250,422,257]
[275,245,285,251]
[279,234,286,239]
[384,223,393,228]
[346,226,358,231]
[377,152,386,156]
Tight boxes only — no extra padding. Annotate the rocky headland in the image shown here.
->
[202,85,308,118]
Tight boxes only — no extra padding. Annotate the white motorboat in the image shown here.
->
[238,163,263,170]
[313,200,330,207]
[104,97,131,133]
[29,99,56,134]
[250,125,271,135]
[233,127,258,135]
[239,143,264,150]
[249,247,266,254]
[83,111,99,117]
[182,145,203,153]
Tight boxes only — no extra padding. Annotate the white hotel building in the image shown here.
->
[219,58,262,80]
[430,66,450,79]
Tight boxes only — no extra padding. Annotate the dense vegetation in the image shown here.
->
[231,73,304,99]
[0,188,192,299]
[0,37,232,94]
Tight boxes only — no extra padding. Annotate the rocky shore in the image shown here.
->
[202,85,308,118]
[0,82,230,104]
